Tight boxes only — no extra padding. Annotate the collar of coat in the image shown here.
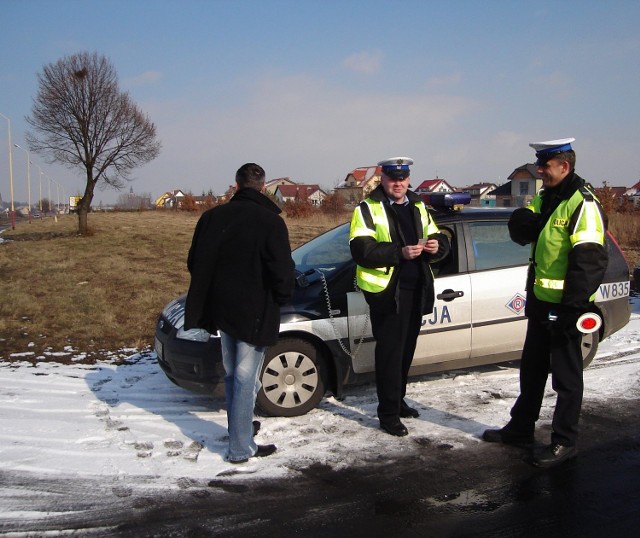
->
[541,171,585,201]
[368,184,423,205]
[230,187,282,214]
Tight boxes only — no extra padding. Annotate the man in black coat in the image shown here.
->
[184,163,295,464]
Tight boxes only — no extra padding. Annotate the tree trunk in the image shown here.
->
[76,171,97,235]
[77,207,89,235]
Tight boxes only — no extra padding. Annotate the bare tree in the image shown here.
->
[26,51,161,234]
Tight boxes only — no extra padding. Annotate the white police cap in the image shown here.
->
[529,138,575,165]
[529,138,575,154]
[378,156,414,168]
[378,157,414,179]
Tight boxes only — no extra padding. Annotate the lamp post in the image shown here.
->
[47,175,52,216]
[35,164,44,217]
[0,112,16,229]
[14,144,33,224]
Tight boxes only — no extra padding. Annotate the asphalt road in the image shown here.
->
[2,393,638,537]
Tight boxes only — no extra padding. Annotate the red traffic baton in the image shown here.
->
[576,312,602,334]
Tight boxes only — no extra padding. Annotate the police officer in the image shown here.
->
[483,138,608,468]
[349,157,450,436]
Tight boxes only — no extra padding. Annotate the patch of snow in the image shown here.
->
[0,306,637,497]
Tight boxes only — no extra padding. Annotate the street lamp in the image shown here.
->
[34,164,44,217]
[14,144,32,224]
[0,111,16,229]
[47,175,52,216]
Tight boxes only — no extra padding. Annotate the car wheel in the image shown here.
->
[581,330,600,369]
[257,338,327,417]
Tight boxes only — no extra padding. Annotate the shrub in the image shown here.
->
[283,199,314,219]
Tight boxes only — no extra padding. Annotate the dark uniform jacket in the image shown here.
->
[350,185,450,315]
[184,187,295,347]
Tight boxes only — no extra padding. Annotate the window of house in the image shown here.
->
[519,182,529,195]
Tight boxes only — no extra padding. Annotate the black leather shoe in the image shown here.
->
[252,420,261,437]
[400,404,420,418]
[229,444,277,464]
[380,420,409,437]
[253,444,277,458]
[482,427,535,448]
[531,443,577,468]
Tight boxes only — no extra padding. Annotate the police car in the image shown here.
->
[155,193,632,417]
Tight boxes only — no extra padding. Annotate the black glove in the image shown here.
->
[548,306,581,341]
[508,208,542,246]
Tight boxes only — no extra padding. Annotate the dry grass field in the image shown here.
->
[0,210,348,362]
[1,208,638,363]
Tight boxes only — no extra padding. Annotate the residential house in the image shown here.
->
[217,178,296,204]
[507,164,543,207]
[335,165,381,205]
[274,184,327,206]
[625,180,640,207]
[488,182,514,207]
[265,177,297,195]
[155,189,186,209]
[460,182,498,207]
[219,185,237,203]
[603,185,629,203]
[414,178,455,195]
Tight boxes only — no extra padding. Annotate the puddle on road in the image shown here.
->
[427,489,501,513]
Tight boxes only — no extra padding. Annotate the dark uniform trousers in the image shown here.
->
[509,317,584,446]
[369,287,423,421]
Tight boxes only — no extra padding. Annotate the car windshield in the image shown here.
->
[292,223,352,275]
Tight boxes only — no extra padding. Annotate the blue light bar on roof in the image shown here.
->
[421,192,471,208]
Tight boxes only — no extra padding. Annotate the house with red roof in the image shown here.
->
[625,180,640,207]
[265,177,297,195]
[274,184,327,206]
[414,178,455,195]
[335,165,382,205]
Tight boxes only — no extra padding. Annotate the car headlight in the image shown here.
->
[176,327,212,342]
[162,297,218,341]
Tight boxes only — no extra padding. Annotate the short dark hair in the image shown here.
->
[236,163,266,190]
[555,150,576,171]
[542,150,576,171]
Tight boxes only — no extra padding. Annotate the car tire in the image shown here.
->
[256,338,327,417]
[581,330,600,369]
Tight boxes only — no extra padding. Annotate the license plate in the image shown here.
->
[154,336,164,360]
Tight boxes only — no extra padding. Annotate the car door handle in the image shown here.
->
[437,289,464,302]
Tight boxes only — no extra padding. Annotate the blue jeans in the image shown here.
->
[220,331,266,462]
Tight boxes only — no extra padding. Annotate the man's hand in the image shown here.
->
[402,239,439,260]
[402,245,424,260]
[422,238,439,255]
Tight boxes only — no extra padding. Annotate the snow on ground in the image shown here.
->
[1,301,638,491]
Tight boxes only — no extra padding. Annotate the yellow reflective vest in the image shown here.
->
[349,196,440,293]
[529,185,606,304]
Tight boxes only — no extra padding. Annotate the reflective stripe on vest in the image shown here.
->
[349,198,439,293]
[531,186,605,303]
[570,195,605,246]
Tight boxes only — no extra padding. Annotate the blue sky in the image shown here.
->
[1,0,639,206]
